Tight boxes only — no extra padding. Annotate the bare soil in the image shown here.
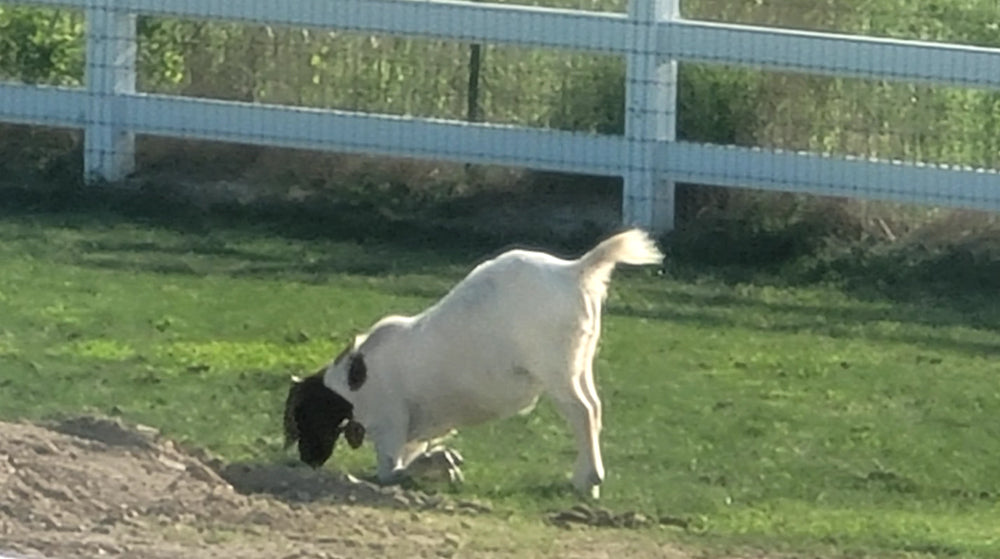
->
[0,417,697,559]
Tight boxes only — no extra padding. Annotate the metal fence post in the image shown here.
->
[84,0,136,183]
[624,0,678,233]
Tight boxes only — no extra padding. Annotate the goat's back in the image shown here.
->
[419,248,580,341]
[338,230,662,440]
[417,229,662,354]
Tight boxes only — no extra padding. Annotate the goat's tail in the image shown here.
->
[576,228,663,298]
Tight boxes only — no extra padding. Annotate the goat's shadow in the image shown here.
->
[612,287,1000,357]
[216,460,467,512]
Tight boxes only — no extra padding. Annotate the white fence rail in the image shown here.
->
[2,0,1000,231]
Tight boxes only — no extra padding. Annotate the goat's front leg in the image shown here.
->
[372,423,412,485]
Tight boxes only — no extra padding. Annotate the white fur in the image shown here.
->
[323,229,663,498]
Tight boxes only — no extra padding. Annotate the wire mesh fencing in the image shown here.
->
[1,0,999,235]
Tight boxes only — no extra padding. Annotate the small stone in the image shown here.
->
[593,508,614,526]
[185,462,221,484]
[392,494,411,508]
[422,495,444,509]
[569,503,593,517]
[32,441,60,455]
[157,455,186,471]
[456,499,492,514]
[443,533,462,547]
[658,515,690,529]
[549,509,591,525]
[621,511,649,528]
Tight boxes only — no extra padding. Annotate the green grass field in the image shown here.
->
[1,206,998,557]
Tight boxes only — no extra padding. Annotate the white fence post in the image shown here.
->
[84,0,136,183]
[4,0,998,217]
[624,0,678,233]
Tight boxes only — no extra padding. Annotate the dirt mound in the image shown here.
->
[0,416,708,559]
[0,416,483,559]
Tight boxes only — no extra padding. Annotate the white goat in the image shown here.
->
[284,229,663,498]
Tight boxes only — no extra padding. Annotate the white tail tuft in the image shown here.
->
[576,229,663,299]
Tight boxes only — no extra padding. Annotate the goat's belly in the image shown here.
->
[407,370,541,441]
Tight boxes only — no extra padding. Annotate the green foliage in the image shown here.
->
[137,18,191,89]
[548,57,625,133]
[679,0,1000,168]
[0,6,84,85]
[677,65,764,144]
[4,0,999,172]
[1,209,999,556]
[541,58,767,143]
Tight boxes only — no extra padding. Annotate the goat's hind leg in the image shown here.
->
[380,438,465,485]
[579,300,604,436]
[577,305,605,489]
[545,369,605,499]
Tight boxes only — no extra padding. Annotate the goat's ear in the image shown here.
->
[347,354,367,391]
[344,420,365,449]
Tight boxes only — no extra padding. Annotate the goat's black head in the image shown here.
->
[283,359,366,468]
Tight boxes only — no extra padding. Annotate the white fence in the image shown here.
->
[2,0,1000,231]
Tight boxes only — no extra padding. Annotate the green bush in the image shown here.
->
[0,6,84,85]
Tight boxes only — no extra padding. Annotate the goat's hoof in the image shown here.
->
[572,471,603,499]
[571,483,601,499]
[433,447,465,484]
